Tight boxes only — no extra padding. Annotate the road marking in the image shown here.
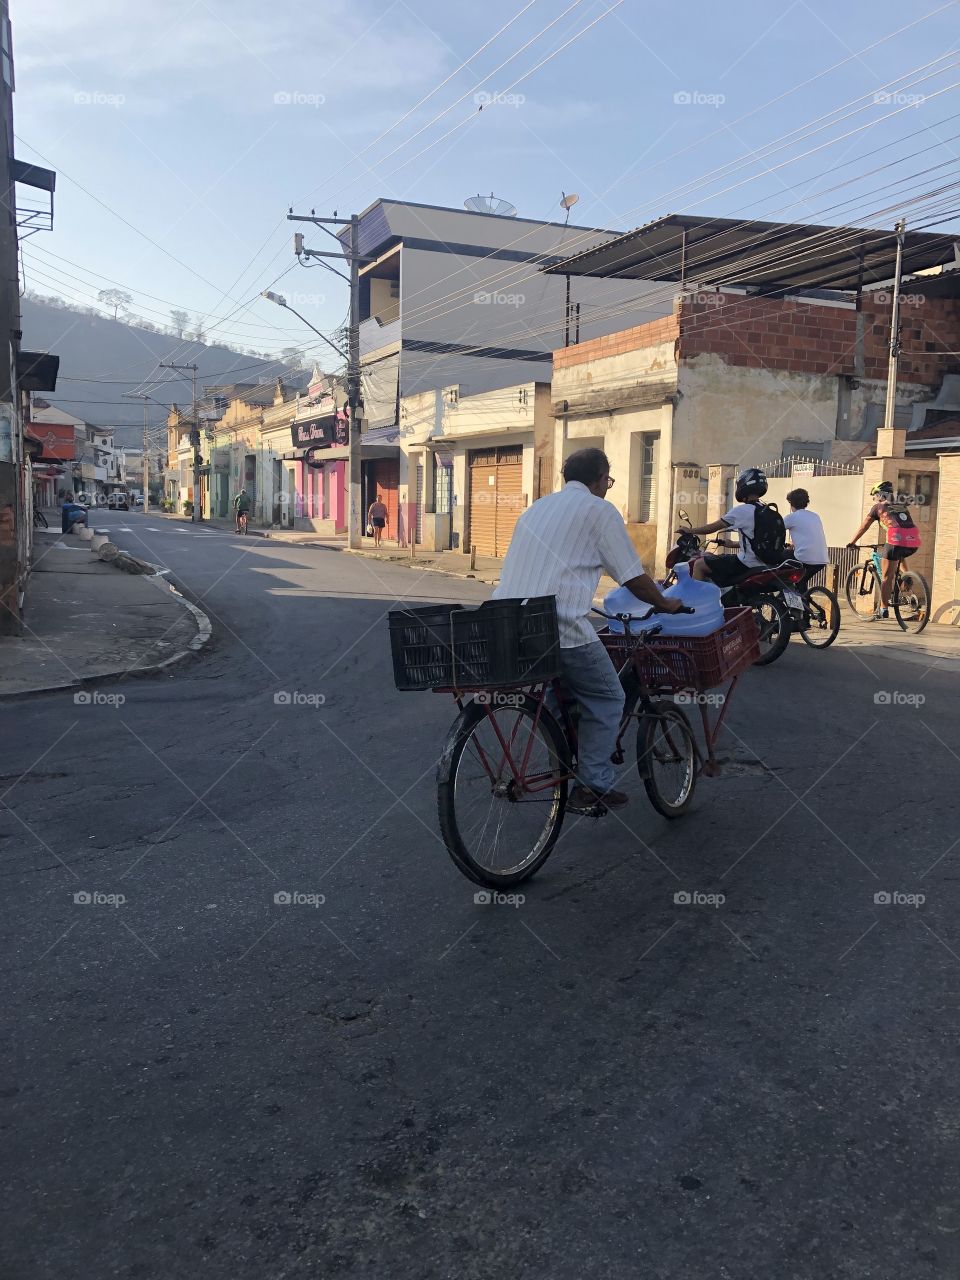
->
[146,527,161,531]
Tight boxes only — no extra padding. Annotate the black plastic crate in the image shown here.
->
[451,596,560,688]
[389,604,461,691]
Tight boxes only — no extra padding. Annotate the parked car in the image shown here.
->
[134,495,144,507]
[107,493,129,510]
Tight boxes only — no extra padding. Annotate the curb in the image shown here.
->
[0,564,213,701]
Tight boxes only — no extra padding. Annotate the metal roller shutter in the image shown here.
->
[469,447,524,558]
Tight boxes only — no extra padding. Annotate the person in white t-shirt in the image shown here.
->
[681,467,768,587]
[783,488,828,590]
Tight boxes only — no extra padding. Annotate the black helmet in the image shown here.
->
[735,467,768,502]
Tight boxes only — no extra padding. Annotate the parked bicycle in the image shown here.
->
[389,596,760,888]
[844,545,930,633]
[32,507,48,529]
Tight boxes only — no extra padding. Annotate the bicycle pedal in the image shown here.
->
[568,801,608,818]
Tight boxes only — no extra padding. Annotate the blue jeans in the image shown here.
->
[556,641,625,793]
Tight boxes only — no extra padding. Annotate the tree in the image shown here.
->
[188,315,206,343]
[98,288,132,320]
[280,347,304,370]
[170,309,189,338]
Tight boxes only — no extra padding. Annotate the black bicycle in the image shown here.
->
[844,546,930,634]
[795,579,840,649]
[32,507,48,529]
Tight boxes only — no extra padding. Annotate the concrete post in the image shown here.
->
[706,465,737,524]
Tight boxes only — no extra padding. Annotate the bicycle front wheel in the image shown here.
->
[437,694,570,888]
[845,563,879,619]
[800,587,840,649]
[894,569,930,634]
[637,704,697,818]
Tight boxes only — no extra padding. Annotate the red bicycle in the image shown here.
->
[390,599,759,888]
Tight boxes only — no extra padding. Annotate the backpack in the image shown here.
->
[745,502,787,566]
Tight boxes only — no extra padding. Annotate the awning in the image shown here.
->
[423,429,532,446]
[542,213,959,292]
[17,351,60,392]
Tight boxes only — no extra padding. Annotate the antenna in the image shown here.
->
[464,193,518,217]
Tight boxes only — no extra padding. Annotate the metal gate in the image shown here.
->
[415,462,424,544]
[468,446,524,557]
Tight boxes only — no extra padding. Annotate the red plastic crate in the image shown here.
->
[599,607,760,692]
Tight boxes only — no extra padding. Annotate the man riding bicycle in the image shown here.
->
[233,487,251,532]
[847,481,920,620]
[493,447,681,814]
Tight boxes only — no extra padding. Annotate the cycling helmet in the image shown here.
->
[735,467,768,502]
[870,481,894,497]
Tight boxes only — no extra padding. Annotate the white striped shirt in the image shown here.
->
[493,481,644,648]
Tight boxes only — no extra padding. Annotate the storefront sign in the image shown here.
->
[292,418,335,448]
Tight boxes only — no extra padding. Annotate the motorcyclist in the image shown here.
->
[680,468,770,585]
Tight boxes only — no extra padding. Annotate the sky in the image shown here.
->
[12,0,960,369]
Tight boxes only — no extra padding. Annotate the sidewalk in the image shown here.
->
[0,530,211,697]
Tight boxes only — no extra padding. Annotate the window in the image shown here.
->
[638,433,659,522]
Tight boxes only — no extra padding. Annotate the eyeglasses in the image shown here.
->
[604,476,615,490]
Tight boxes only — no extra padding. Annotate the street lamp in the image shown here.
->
[260,291,346,363]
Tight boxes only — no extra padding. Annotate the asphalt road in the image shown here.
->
[3,513,959,1279]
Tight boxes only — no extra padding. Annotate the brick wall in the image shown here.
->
[677,291,960,384]
[552,312,680,370]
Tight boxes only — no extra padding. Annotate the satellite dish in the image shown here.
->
[464,193,518,217]
[560,192,579,211]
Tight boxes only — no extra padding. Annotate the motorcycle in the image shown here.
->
[665,511,807,666]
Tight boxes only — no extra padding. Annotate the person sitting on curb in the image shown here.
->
[61,493,87,534]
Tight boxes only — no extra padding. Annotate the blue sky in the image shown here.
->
[13,0,960,363]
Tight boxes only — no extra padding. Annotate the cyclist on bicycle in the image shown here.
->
[784,488,828,590]
[846,481,920,620]
[493,447,682,814]
[233,487,251,532]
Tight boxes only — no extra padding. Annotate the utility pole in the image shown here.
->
[123,392,153,514]
[160,362,201,521]
[883,219,906,433]
[286,210,367,549]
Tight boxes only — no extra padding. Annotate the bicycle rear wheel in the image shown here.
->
[894,568,930,634]
[637,704,697,818]
[845,563,879,619]
[800,586,840,649]
[437,694,570,888]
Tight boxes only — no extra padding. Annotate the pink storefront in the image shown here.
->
[290,410,348,535]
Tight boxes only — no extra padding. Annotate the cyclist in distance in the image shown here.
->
[847,480,921,620]
[492,447,681,814]
[233,487,251,532]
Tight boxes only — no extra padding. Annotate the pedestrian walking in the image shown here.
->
[367,496,387,548]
